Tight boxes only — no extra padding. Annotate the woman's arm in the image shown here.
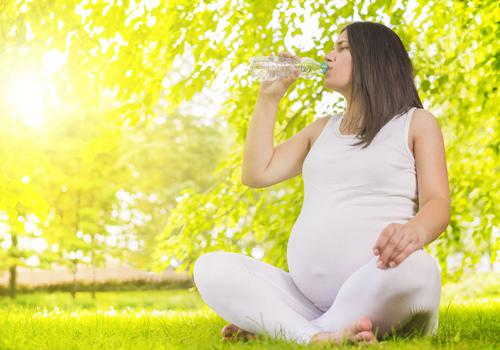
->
[241,96,280,187]
[373,109,451,269]
[406,109,451,245]
[241,52,301,188]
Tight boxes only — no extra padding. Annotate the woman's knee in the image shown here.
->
[193,251,223,287]
[399,249,441,286]
[193,251,243,292]
[373,249,441,294]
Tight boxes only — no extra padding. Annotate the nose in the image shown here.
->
[324,54,335,63]
[324,56,335,68]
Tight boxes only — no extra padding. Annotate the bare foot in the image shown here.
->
[310,316,378,345]
[221,323,257,341]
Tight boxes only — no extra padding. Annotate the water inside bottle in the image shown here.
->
[296,60,324,78]
[249,56,327,81]
[250,59,294,81]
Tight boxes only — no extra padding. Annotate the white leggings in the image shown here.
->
[193,249,441,344]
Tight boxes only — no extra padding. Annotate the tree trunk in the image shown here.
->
[9,264,17,299]
[9,234,18,299]
[91,264,96,300]
[71,260,78,300]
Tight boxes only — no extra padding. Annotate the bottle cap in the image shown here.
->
[320,62,328,74]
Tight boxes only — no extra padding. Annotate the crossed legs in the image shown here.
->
[193,251,324,344]
[193,249,441,344]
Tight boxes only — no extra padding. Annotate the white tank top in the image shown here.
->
[286,106,419,310]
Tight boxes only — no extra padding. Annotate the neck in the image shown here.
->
[341,100,363,132]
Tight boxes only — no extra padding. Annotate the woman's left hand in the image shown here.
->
[372,223,425,269]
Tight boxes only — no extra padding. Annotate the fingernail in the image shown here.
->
[389,261,396,267]
[373,249,379,256]
[377,261,383,268]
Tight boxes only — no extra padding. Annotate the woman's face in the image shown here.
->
[323,30,352,97]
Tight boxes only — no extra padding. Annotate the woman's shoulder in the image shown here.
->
[409,108,444,150]
[412,108,437,121]
[307,113,337,146]
[411,108,441,134]
[317,112,341,123]
[313,113,339,129]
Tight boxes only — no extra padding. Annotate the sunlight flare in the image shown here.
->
[6,72,44,128]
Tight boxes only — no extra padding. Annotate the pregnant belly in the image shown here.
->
[286,213,388,310]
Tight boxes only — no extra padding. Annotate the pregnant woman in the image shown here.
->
[193,21,451,345]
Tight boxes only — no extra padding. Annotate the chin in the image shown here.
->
[323,81,335,91]
[324,80,346,94]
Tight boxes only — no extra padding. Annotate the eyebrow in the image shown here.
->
[335,40,348,46]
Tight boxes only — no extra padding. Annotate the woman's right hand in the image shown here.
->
[258,51,301,102]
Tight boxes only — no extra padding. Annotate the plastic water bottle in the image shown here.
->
[249,55,328,81]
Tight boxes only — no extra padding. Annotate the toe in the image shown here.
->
[356,316,373,332]
[350,330,374,344]
[221,324,239,336]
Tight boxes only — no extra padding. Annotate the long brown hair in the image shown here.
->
[340,21,424,149]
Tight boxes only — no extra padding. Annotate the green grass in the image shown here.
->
[0,274,498,349]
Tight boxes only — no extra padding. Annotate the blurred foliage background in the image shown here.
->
[0,0,498,299]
